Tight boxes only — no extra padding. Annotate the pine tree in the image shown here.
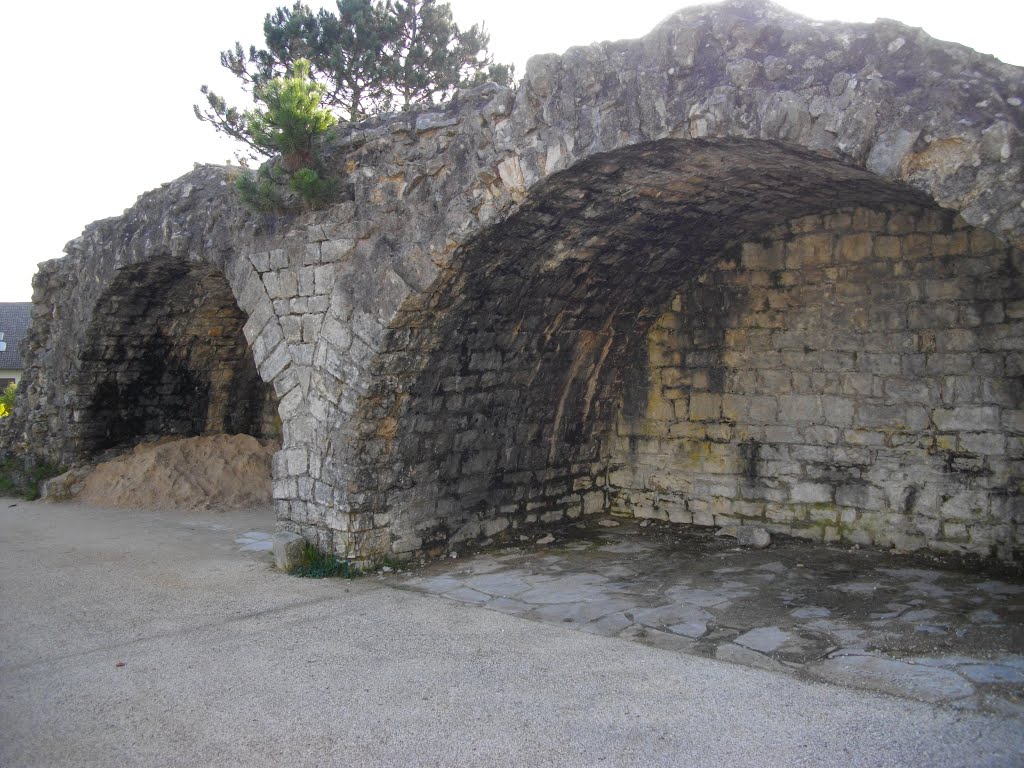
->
[245,58,336,171]
[196,0,513,162]
[385,0,511,109]
[231,59,339,210]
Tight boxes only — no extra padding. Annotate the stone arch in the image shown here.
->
[293,0,1024,561]
[341,138,1022,561]
[9,0,1022,562]
[67,259,280,458]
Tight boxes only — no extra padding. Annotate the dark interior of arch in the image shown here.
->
[74,260,279,456]
[349,137,948,556]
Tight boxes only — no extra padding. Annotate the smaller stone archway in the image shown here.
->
[68,260,279,459]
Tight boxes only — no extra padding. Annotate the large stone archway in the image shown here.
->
[6,0,1022,561]
[342,139,1021,560]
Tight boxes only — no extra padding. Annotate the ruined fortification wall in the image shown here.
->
[5,0,1022,561]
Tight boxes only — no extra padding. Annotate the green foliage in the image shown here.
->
[234,158,337,211]
[0,456,63,501]
[196,0,514,163]
[289,543,361,578]
[257,0,397,122]
[288,167,337,206]
[235,166,287,212]
[198,2,513,210]
[385,0,512,109]
[194,87,257,159]
[221,60,338,211]
[0,382,14,418]
[246,59,336,170]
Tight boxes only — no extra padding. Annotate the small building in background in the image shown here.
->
[0,303,32,388]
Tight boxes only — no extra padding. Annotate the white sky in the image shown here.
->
[1,0,1020,302]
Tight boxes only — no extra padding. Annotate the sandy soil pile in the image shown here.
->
[75,434,277,511]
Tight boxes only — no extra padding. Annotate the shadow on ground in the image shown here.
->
[395,518,1024,715]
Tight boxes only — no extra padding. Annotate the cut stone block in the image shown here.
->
[273,532,307,571]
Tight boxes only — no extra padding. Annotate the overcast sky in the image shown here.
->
[1,0,1020,302]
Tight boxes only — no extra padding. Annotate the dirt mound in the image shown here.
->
[74,434,277,511]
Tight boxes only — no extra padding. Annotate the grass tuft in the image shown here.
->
[289,543,361,579]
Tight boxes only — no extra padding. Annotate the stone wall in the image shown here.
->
[4,0,1022,562]
[609,205,1022,560]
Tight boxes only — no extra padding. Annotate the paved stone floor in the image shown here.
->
[392,518,1024,715]
[235,530,275,552]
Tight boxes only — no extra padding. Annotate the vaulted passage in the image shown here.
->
[70,261,278,457]
[609,206,1021,559]
[9,1,1023,563]
[347,139,1022,560]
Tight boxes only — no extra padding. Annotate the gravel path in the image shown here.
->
[1,499,1021,767]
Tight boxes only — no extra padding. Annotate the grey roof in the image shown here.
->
[0,302,32,370]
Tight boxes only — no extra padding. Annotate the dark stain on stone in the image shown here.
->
[740,439,761,482]
[943,451,994,479]
[621,342,651,425]
[903,485,919,515]
[343,140,945,552]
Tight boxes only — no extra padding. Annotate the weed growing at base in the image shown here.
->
[290,543,360,579]
[0,457,63,500]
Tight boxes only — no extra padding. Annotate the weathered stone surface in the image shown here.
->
[2,0,1022,563]
[809,654,975,704]
[734,626,792,653]
[272,532,307,571]
[717,525,772,548]
[602,204,1022,560]
[398,519,1024,712]
[715,642,789,672]
[736,527,772,549]
[957,663,1024,684]
[39,467,92,501]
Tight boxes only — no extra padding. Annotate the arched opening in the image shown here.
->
[72,260,279,457]
[609,205,1020,559]
[345,138,1022,561]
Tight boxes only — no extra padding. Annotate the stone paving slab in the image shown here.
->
[809,653,976,704]
[235,531,274,552]
[396,518,1024,715]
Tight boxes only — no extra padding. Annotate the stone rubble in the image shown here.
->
[718,525,773,548]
